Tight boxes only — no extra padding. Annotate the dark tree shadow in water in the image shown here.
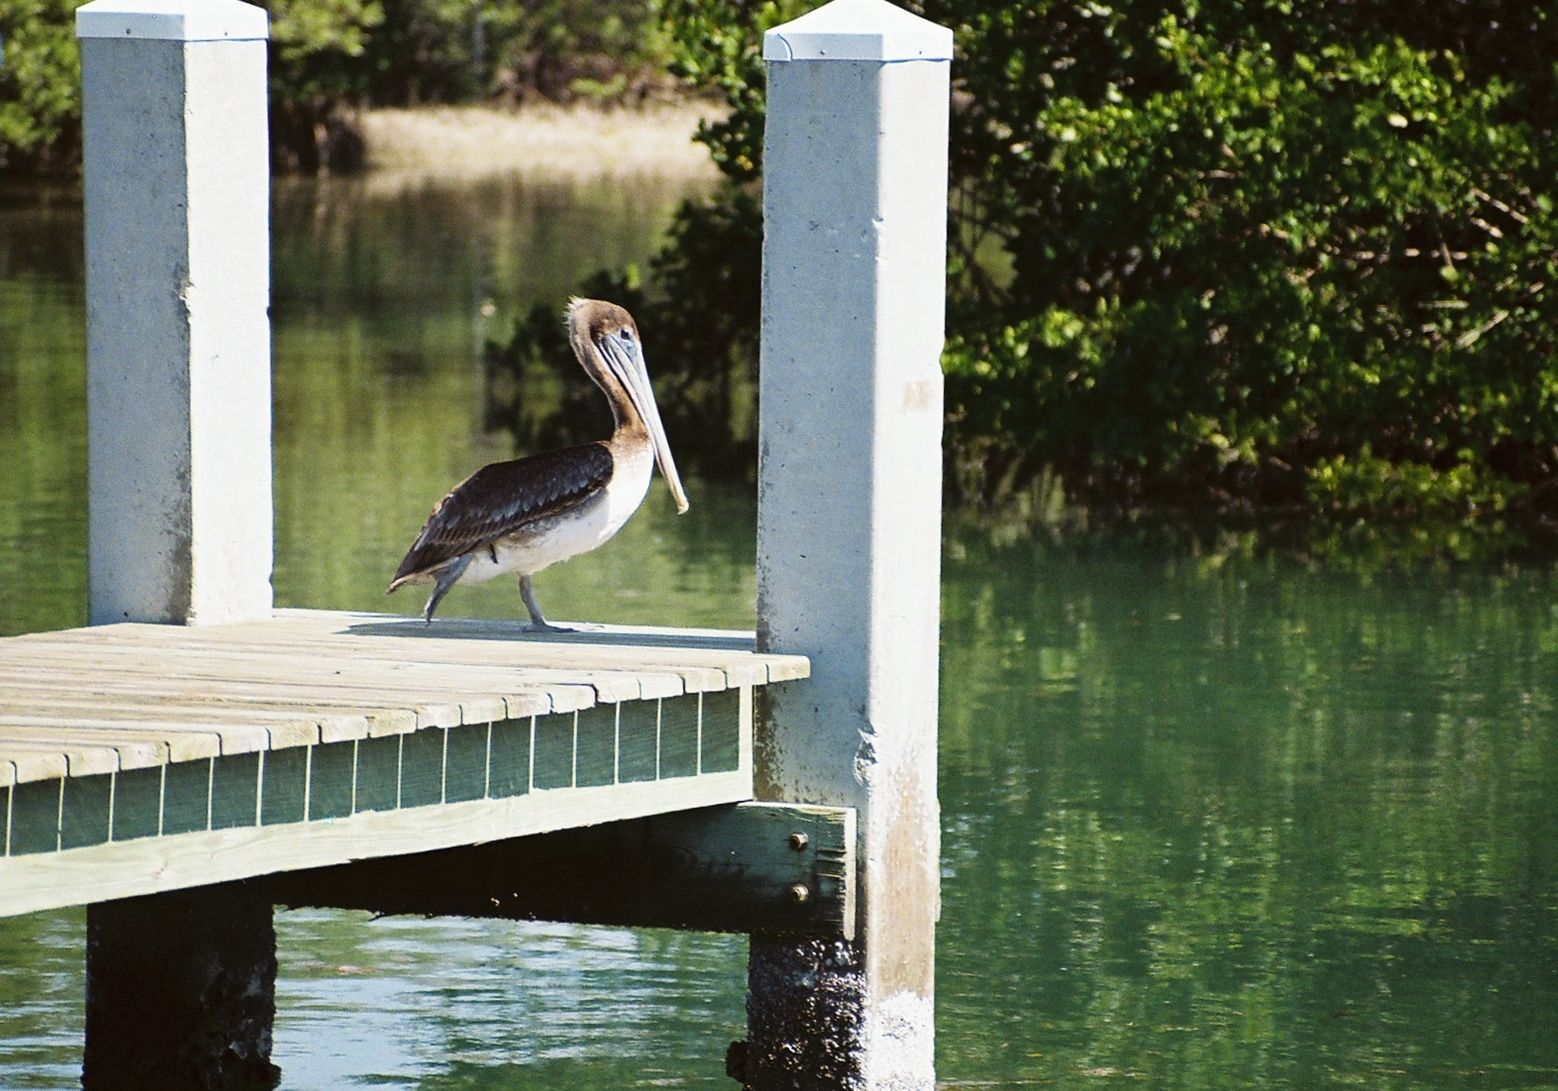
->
[483,188,762,484]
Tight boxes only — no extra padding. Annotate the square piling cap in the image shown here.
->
[76,0,269,41]
[764,0,953,62]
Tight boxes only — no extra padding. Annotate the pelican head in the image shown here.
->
[568,298,690,514]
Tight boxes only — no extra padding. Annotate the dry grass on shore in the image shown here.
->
[360,101,723,180]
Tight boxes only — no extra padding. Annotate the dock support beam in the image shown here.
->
[84,883,279,1089]
[79,0,273,627]
[271,803,857,938]
[752,1,952,1087]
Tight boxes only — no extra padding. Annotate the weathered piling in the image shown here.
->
[80,0,273,626]
[76,1,279,1084]
[751,0,952,1086]
[84,883,279,1089]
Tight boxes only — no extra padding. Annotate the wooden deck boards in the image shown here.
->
[0,609,810,918]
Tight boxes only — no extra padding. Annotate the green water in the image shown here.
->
[2,174,1557,1089]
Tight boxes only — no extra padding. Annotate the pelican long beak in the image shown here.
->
[600,333,690,514]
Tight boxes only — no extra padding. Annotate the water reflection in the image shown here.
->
[937,530,1558,1088]
[2,173,1557,1089]
[0,195,88,636]
[276,914,746,1088]
[268,170,678,359]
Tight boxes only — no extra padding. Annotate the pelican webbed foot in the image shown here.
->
[523,620,576,634]
[519,574,574,634]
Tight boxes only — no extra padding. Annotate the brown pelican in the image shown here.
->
[387,298,689,631]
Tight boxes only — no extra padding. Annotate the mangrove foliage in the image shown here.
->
[494,0,1558,546]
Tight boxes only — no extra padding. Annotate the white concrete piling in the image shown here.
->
[752,0,952,1086]
[78,0,273,625]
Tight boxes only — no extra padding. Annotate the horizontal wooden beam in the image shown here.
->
[0,687,756,919]
[270,802,856,939]
[0,772,752,920]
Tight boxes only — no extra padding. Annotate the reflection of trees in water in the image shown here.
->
[937,524,1558,1086]
[483,188,761,482]
[0,266,88,637]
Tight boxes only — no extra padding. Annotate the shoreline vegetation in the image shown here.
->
[483,0,1558,558]
[4,0,1555,557]
[357,101,722,180]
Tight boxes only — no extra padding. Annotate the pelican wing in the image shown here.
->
[391,442,614,585]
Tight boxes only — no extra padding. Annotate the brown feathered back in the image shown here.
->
[388,442,614,588]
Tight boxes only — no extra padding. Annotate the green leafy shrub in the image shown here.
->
[492,0,1558,549]
[955,16,1558,529]
[0,0,386,172]
[265,0,384,171]
[0,0,677,171]
[0,0,80,173]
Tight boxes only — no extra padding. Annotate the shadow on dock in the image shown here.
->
[344,616,760,652]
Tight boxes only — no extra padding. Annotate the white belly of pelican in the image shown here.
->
[460,445,652,585]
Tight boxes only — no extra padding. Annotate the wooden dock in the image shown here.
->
[0,609,809,919]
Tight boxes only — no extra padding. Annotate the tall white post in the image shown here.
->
[751,0,951,1087]
[76,5,280,1083]
[78,0,273,626]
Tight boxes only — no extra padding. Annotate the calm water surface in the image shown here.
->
[2,174,1556,1089]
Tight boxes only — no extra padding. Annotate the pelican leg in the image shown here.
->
[422,554,472,624]
[520,574,572,633]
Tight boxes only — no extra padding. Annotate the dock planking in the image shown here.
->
[0,609,809,918]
